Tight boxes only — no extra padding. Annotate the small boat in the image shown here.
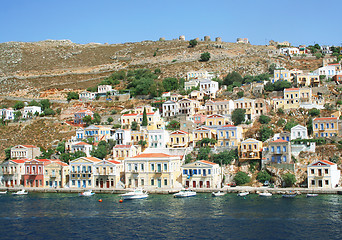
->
[258,192,272,197]
[306,193,318,197]
[12,189,28,195]
[212,191,226,197]
[120,189,148,200]
[79,190,95,196]
[237,191,249,197]
[282,193,297,198]
[0,191,7,194]
[173,189,196,198]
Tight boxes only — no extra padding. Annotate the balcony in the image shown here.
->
[2,171,14,175]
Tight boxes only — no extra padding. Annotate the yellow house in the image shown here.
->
[121,111,164,130]
[189,90,207,104]
[121,113,139,129]
[238,138,263,162]
[130,129,148,145]
[69,157,102,188]
[233,97,256,121]
[124,153,182,189]
[217,124,243,147]
[313,117,339,138]
[273,69,292,82]
[134,105,154,114]
[169,130,192,148]
[205,114,229,126]
[94,160,123,189]
[297,74,320,87]
[113,144,140,160]
[44,160,69,188]
[193,126,217,147]
[272,88,312,110]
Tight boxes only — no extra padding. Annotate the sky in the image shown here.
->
[1,0,341,46]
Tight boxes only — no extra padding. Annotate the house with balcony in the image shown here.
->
[199,79,219,99]
[113,144,140,160]
[0,159,28,187]
[169,130,192,148]
[74,109,94,124]
[217,124,243,148]
[205,100,235,116]
[23,159,51,187]
[181,160,221,188]
[205,114,230,127]
[238,138,263,162]
[44,160,69,188]
[297,73,320,87]
[124,153,182,189]
[263,139,292,165]
[83,125,111,142]
[308,160,340,188]
[271,88,312,110]
[11,145,42,159]
[112,129,131,145]
[69,157,102,188]
[193,126,217,147]
[162,100,179,118]
[291,125,308,140]
[94,160,123,189]
[189,90,207,104]
[313,117,339,138]
[0,108,14,120]
[148,129,170,148]
[178,98,200,116]
[187,70,215,80]
[233,98,256,121]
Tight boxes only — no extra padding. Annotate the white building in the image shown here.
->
[320,45,332,54]
[111,129,131,145]
[0,108,14,120]
[162,100,179,118]
[307,160,340,188]
[314,65,340,79]
[147,129,170,148]
[187,70,215,80]
[280,47,300,56]
[184,79,200,91]
[200,79,219,98]
[22,106,42,118]
[113,144,139,159]
[70,142,93,157]
[98,85,113,95]
[79,91,96,101]
[11,145,42,159]
[290,125,308,140]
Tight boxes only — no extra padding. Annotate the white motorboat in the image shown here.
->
[212,191,226,197]
[120,189,148,200]
[173,189,196,198]
[12,189,28,195]
[237,191,249,197]
[79,190,95,197]
[306,193,318,197]
[258,192,272,197]
[0,191,7,194]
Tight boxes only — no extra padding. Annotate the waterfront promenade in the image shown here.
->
[1,186,342,195]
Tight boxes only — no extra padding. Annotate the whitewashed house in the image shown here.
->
[70,142,93,157]
[200,79,219,98]
[307,160,340,188]
[22,106,42,118]
[162,100,179,118]
[147,129,170,148]
[291,125,308,140]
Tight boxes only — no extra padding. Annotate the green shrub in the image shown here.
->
[282,173,296,187]
[234,171,251,185]
[257,170,271,183]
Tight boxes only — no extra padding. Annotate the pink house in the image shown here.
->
[193,114,207,125]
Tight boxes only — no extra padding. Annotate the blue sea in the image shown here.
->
[0,192,341,239]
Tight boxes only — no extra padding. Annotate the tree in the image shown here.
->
[13,101,25,110]
[28,100,40,106]
[43,108,55,116]
[40,99,51,111]
[211,149,238,165]
[284,119,298,131]
[234,171,250,185]
[4,147,12,160]
[200,52,211,62]
[223,71,243,86]
[232,109,246,126]
[138,140,147,148]
[14,111,22,122]
[237,91,244,98]
[131,121,138,130]
[107,117,113,124]
[257,170,271,183]
[268,63,277,74]
[259,126,274,141]
[162,78,179,92]
[189,39,198,48]
[185,154,192,164]
[197,147,211,160]
[67,92,79,102]
[274,81,292,91]
[38,148,54,159]
[92,113,101,124]
[264,82,274,92]
[307,118,313,136]
[308,108,320,117]
[83,115,92,126]
[56,141,65,154]
[166,120,180,131]
[91,141,107,159]
[258,115,271,124]
[196,138,217,147]
[282,173,296,187]
[141,108,148,127]
[277,108,284,114]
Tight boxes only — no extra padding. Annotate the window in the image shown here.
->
[88,180,91,186]
[72,180,75,186]
[151,179,154,186]
[164,164,167,171]
[311,180,315,186]
[164,179,167,186]
[311,169,314,174]
[271,147,274,153]
[325,169,328,174]
[141,164,144,171]
[283,146,286,152]
[141,179,144,186]
[325,180,329,185]
[198,169,201,174]
[283,156,286,162]
[208,169,211,175]
[193,169,197,175]
[151,164,155,171]
[183,169,188,175]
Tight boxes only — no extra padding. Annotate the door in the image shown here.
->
[83,180,86,188]
[206,181,210,188]
[157,179,161,188]
[100,180,103,188]
[135,179,138,187]
[318,180,323,187]
[185,181,189,188]
[199,181,203,188]
[106,180,110,188]
[193,181,196,188]
[78,180,81,188]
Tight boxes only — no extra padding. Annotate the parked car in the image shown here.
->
[263,181,270,186]
[228,182,236,187]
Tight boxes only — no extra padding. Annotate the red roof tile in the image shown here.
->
[171,130,188,135]
[284,88,299,91]
[133,153,172,158]
[108,160,121,164]
[314,117,338,121]
[199,160,217,165]
[114,145,132,148]
[21,145,38,148]
[122,113,138,116]
[74,142,91,146]
[11,159,29,164]
[272,139,288,143]
[222,124,235,127]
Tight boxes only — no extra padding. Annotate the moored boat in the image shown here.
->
[306,193,318,197]
[173,189,196,198]
[0,191,7,194]
[282,193,297,198]
[79,190,95,197]
[12,189,28,195]
[212,191,226,197]
[237,191,249,197]
[120,189,148,200]
[258,192,272,197]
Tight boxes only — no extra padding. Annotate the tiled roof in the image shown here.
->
[199,160,217,165]
[21,145,38,148]
[319,160,335,165]
[74,142,90,146]
[114,145,132,148]
[314,117,338,121]
[11,159,29,164]
[122,113,138,116]
[84,157,102,162]
[272,139,288,143]
[222,124,235,128]
[171,130,188,135]
[133,153,172,158]
[108,160,121,164]
[284,88,299,91]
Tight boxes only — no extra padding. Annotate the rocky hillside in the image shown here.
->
[0,39,322,98]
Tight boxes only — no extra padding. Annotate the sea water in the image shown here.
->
[0,193,341,239]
